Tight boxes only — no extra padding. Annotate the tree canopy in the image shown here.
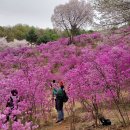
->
[93,0,130,27]
[51,0,94,37]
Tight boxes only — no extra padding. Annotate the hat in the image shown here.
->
[59,81,63,86]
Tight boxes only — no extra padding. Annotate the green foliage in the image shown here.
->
[0,24,94,44]
[111,27,118,31]
[36,29,59,44]
[26,28,38,44]
[5,27,15,41]
[0,26,5,37]
[85,30,94,34]
[61,29,94,37]
[0,24,30,42]
[37,34,50,44]
[13,24,30,40]
[44,28,59,41]
[0,24,60,44]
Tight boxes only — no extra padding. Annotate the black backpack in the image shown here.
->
[62,90,69,102]
[6,96,14,108]
[100,117,111,126]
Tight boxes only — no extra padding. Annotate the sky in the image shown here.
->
[0,0,70,29]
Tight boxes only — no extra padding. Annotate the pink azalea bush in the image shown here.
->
[0,26,129,128]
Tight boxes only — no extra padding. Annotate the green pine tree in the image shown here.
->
[26,28,38,44]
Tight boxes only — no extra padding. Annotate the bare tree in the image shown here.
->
[93,0,130,27]
[51,0,94,44]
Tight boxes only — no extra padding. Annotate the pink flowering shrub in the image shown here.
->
[0,26,129,128]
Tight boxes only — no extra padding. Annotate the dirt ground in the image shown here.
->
[43,120,130,130]
[38,102,130,130]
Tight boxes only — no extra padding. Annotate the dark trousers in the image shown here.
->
[55,98,64,121]
[57,109,64,121]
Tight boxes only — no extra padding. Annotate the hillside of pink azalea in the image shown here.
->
[0,26,130,129]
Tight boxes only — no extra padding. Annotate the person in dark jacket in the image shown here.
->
[52,81,64,123]
[6,89,20,122]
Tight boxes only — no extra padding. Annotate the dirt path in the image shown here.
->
[44,120,70,130]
